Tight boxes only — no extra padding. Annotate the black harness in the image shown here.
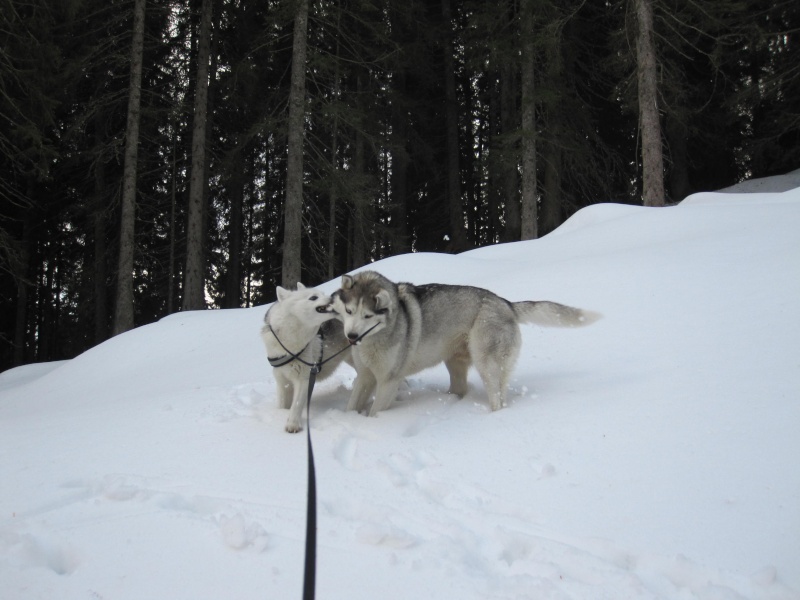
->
[266,323,319,368]
[266,320,380,371]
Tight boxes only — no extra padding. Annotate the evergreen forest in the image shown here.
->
[1,0,797,371]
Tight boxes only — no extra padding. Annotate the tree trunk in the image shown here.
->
[327,15,342,281]
[541,25,564,235]
[634,0,665,207]
[442,0,468,252]
[520,0,537,240]
[351,122,369,269]
[93,121,109,343]
[182,0,213,310]
[225,148,244,308]
[500,63,520,242]
[390,110,410,254]
[12,215,32,366]
[112,0,146,335]
[327,119,339,280]
[281,0,309,288]
[167,133,177,314]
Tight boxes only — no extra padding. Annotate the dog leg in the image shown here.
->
[474,360,504,411]
[445,355,470,398]
[470,324,520,411]
[285,373,309,433]
[369,379,401,416]
[348,370,376,413]
[275,371,293,410]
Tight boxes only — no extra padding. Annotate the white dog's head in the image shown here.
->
[274,282,336,328]
[330,272,394,345]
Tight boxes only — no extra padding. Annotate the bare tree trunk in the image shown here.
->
[225,148,244,308]
[541,29,564,235]
[390,91,410,254]
[282,0,309,288]
[93,121,108,343]
[634,0,665,207]
[351,123,369,269]
[167,133,177,314]
[112,0,146,335]
[327,15,342,281]
[182,0,213,310]
[12,214,32,366]
[327,120,339,280]
[520,0,537,240]
[442,0,468,252]
[500,63,520,242]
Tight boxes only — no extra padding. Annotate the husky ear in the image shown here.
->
[342,274,356,290]
[296,282,306,290]
[275,286,290,302]
[374,289,391,312]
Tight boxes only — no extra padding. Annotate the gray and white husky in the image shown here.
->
[330,271,600,416]
[261,283,352,433]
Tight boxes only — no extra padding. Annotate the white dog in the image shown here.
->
[261,283,352,432]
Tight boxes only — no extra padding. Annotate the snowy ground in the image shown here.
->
[1,177,799,600]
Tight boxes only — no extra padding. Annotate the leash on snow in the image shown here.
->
[302,363,319,600]
[267,321,379,600]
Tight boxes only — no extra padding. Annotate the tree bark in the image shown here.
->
[634,0,665,207]
[351,117,369,269]
[390,108,410,254]
[12,214,32,366]
[520,0,537,240]
[167,133,177,314]
[281,0,310,288]
[541,24,564,235]
[225,147,244,308]
[442,0,468,252]
[182,0,213,310]
[327,118,339,280]
[93,119,108,343]
[112,0,146,335]
[500,63,520,242]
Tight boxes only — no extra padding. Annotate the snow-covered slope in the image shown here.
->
[1,184,799,599]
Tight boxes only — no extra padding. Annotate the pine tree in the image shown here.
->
[281,0,309,289]
[112,0,146,335]
[634,0,665,206]
[182,0,214,310]
[520,0,537,240]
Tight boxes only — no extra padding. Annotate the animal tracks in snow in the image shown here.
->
[0,474,271,578]
[0,529,80,576]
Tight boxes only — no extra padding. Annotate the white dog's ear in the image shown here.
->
[296,282,306,290]
[374,289,391,312]
[342,274,355,290]
[276,286,290,302]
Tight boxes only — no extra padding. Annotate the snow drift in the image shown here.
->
[1,180,799,599]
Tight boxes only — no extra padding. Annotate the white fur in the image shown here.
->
[261,283,351,433]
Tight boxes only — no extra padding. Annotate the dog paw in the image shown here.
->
[285,422,302,433]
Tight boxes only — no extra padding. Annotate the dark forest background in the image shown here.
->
[1,0,797,372]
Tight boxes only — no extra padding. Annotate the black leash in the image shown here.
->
[303,363,319,600]
[266,319,380,600]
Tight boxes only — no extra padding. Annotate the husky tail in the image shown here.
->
[512,300,601,328]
